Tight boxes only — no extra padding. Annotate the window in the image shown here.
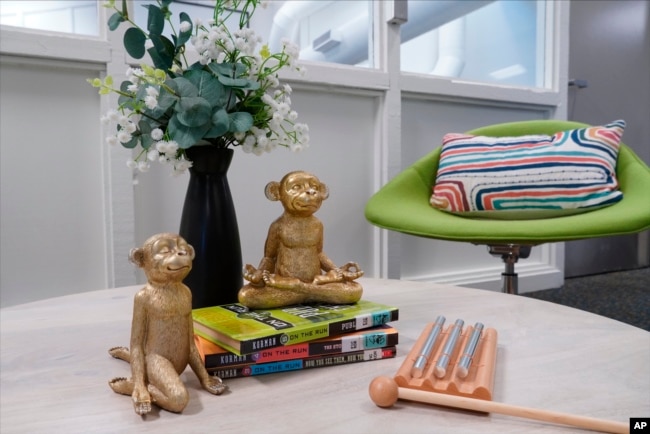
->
[132,0,375,69]
[401,0,549,88]
[0,1,98,36]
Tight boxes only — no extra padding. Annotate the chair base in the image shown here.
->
[488,244,532,295]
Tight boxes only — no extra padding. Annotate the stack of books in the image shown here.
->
[192,300,399,379]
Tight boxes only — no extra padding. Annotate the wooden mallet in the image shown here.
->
[369,376,628,434]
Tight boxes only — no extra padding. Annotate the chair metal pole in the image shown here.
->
[488,245,532,295]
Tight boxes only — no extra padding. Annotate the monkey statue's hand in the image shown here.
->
[340,262,364,281]
[313,269,343,285]
[243,264,265,286]
[203,375,228,395]
[132,384,152,415]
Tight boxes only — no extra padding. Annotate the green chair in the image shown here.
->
[365,120,650,294]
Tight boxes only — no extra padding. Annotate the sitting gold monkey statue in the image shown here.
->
[238,171,364,309]
[108,233,227,415]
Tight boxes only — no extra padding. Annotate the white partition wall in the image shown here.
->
[0,1,570,305]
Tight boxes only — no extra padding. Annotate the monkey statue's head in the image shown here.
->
[265,171,329,217]
[129,233,195,284]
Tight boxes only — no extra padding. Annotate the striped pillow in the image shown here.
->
[430,120,625,219]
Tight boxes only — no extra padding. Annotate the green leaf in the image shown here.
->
[168,116,210,149]
[157,80,178,111]
[229,112,254,133]
[143,4,165,36]
[124,27,147,59]
[184,70,226,107]
[137,120,155,149]
[219,76,260,90]
[107,12,125,31]
[175,97,212,127]
[207,62,247,79]
[148,34,175,71]
[205,109,230,138]
[171,77,199,98]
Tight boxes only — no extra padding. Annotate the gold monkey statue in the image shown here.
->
[238,171,364,309]
[108,233,227,415]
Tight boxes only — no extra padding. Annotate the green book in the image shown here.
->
[192,300,399,355]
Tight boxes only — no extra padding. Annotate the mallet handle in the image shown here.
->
[398,387,628,434]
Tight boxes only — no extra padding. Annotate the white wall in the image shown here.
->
[0,58,108,305]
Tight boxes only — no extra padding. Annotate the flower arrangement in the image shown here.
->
[89,0,309,175]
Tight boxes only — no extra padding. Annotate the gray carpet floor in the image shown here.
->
[522,267,650,331]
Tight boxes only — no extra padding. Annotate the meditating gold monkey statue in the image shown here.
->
[108,233,227,415]
[238,171,364,309]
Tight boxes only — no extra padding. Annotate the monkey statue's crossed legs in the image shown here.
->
[238,279,363,309]
[109,347,191,414]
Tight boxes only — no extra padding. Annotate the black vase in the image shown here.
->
[179,146,243,309]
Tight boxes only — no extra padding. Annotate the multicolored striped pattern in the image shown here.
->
[430,120,625,214]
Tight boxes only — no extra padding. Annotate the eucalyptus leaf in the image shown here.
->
[184,70,226,107]
[168,116,211,149]
[205,109,230,138]
[147,46,169,72]
[157,83,178,111]
[175,97,212,127]
[107,12,125,31]
[207,62,247,78]
[124,27,147,59]
[143,4,165,36]
[137,120,155,149]
[229,112,254,133]
[171,77,199,98]
[219,76,260,90]
[148,34,175,71]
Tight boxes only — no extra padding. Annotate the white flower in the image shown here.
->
[107,109,120,122]
[124,121,137,134]
[179,21,192,32]
[145,95,158,110]
[151,128,164,141]
[166,140,179,155]
[117,130,132,143]
[137,161,150,172]
[106,135,118,146]
[117,115,130,127]
[126,159,137,169]
[147,150,158,161]
[145,86,159,97]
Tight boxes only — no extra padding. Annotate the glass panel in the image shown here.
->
[132,0,374,68]
[401,0,548,88]
[0,1,98,36]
